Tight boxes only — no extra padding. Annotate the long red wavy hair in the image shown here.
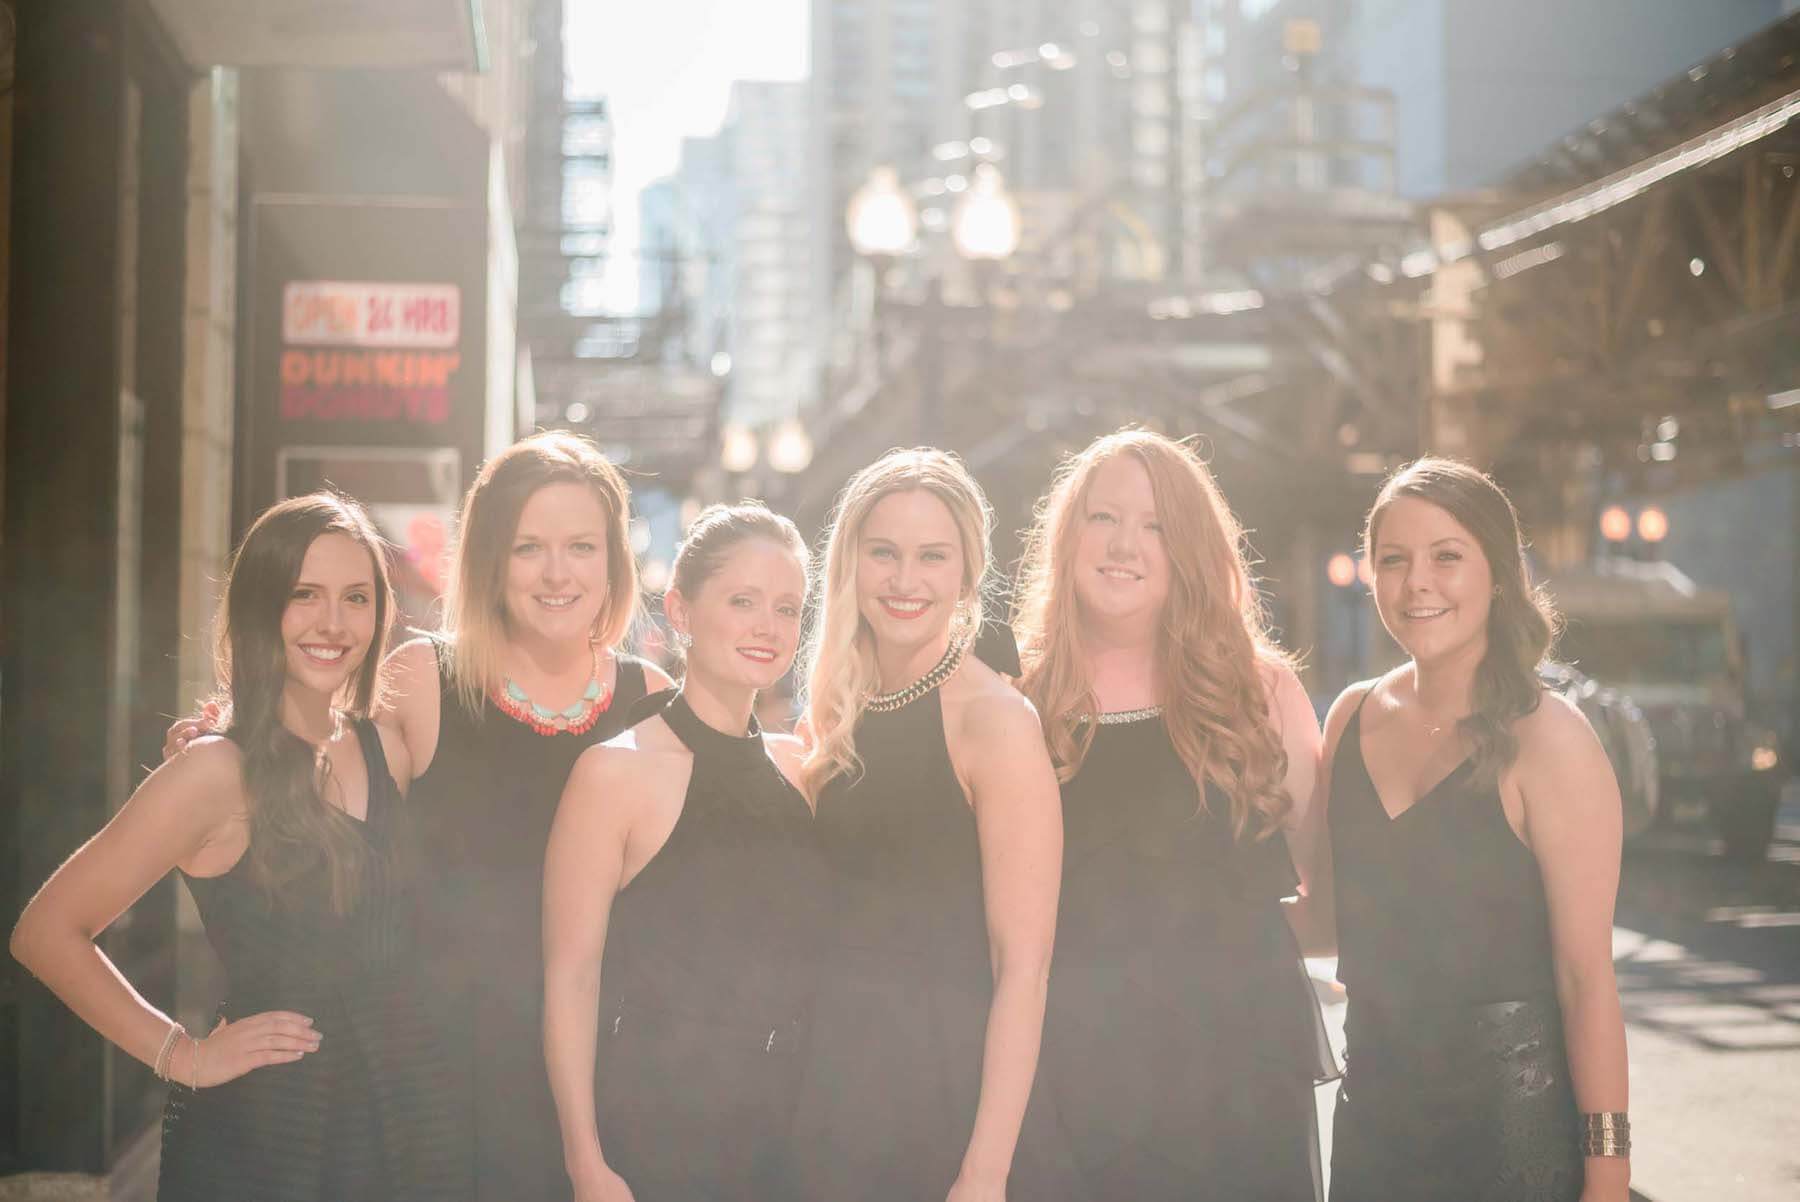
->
[1014,430,1292,839]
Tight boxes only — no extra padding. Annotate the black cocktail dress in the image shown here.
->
[159,719,465,1202]
[594,691,827,1199]
[1039,711,1328,1201]
[408,641,651,1200]
[1328,695,1583,1202]
[791,688,1068,1200]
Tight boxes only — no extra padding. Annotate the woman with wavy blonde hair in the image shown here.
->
[1014,428,1331,1200]
[790,448,1067,1202]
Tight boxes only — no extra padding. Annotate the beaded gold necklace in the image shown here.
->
[490,644,614,736]
[865,638,968,714]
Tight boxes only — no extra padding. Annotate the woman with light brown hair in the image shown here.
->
[167,431,672,1199]
[789,448,1067,1202]
[1317,457,1627,1202]
[1013,428,1331,1200]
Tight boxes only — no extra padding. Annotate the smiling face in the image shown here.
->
[280,531,379,703]
[667,537,807,692]
[503,481,611,649]
[1371,495,1495,668]
[854,488,968,662]
[1071,452,1171,634]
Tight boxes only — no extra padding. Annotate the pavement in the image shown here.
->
[1309,776,1800,1202]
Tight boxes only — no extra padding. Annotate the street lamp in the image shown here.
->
[951,163,1022,262]
[719,422,758,474]
[846,166,919,259]
[766,418,814,474]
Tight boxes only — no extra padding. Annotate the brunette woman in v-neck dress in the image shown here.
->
[1304,459,1630,1202]
[166,434,671,1200]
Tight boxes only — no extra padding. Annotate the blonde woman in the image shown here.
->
[789,449,1066,1202]
[168,432,673,1200]
[1013,429,1331,1201]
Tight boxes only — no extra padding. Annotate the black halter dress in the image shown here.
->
[1327,693,1582,1202]
[408,640,650,1201]
[159,719,465,1202]
[594,691,826,1200]
[1040,710,1329,1201]
[790,686,1068,1201]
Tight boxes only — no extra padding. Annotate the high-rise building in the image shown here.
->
[676,82,817,428]
[638,176,680,317]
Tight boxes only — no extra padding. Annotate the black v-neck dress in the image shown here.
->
[160,719,465,1202]
[1327,696,1582,1202]
[593,691,826,1199]
[408,640,651,1201]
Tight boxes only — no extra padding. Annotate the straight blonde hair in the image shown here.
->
[799,448,992,799]
[443,430,639,712]
[1014,429,1292,839]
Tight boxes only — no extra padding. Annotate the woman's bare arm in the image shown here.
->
[949,690,1062,1202]
[10,740,320,1085]
[1514,695,1630,1202]
[542,746,639,1198]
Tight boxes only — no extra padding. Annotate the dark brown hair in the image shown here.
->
[1365,456,1560,785]
[215,493,395,913]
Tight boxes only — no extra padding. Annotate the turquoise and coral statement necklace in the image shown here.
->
[490,643,614,736]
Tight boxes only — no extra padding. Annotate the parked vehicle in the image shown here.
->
[1539,661,1659,839]
[1549,560,1785,860]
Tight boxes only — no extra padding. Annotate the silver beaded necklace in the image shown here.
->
[1089,704,1164,725]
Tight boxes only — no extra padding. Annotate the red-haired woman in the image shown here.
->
[1014,429,1332,1200]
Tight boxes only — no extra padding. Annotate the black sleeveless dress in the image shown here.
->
[790,688,1067,1201]
[593,691,826,1199]
[160,719,466,1202]
[408,641,650,1201]
[1327,697,1582,1202]
[1040,712,1327,1201]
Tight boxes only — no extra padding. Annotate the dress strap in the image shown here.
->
[351,716,399,830]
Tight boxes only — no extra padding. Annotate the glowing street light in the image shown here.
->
[1637,506,1669,543]
[719,422,758,474]
[1326,553,1357,588]
[1599,505,1632,543]
[951,163,1021,262]
[766,418,814,474]
[846,166,919,258]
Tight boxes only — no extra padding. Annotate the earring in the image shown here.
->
[1492,585,1502,597]
[672,629,693,651]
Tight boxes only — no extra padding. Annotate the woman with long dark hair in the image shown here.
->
[1315,457,1629,1202]
[543,502,825,1202]
[790,448,1066,1202]
[166,431,673,1198]
[1013,429,1331,1200]
[13,493,464,1201]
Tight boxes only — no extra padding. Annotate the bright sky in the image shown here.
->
[564,0,810,312]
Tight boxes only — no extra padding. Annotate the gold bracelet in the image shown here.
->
[152,1022,185,1082]
[1579,1112,1631,1157]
